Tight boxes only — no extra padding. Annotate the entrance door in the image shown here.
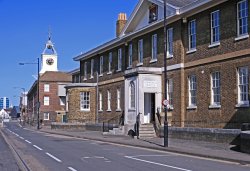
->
[144,93,155,124]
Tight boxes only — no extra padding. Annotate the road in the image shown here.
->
[1,121,250,171]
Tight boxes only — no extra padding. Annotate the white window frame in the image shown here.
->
[117,48,122,71]
[108,52,112,74]
[80,92,90,111]
[44,84,50,92]
[237,67,249,107]
[107,90,111,111]
[129,82,135,109]
[138,39,143,65]
[167,28,173,58]
[117,88,121,111]
[188,20,197,52]
[188,75,197,108]
[151,34,158,61]
[167,79,173,109]
[100,56,103,76]
[99,92,103,111]
[210,72,221,107]
[128,43,133,68]
[43,113,49,120]
[84,62,87,80]
[237,0,249,38]
[44,96,50,106]
[90,59,94,78]
[210,10,220,46]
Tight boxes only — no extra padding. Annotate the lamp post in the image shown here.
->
[19,57,40,130]
[163,0,168,147]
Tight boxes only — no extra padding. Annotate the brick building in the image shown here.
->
[68,0,250,132]
[27,36,71,126]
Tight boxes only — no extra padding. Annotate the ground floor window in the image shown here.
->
[44,113,49,120]
[211,72,221,106]
[99,92,103,111]
[167,79,173,108]
[238,67,249,105]
[80,92,90,111]
[189,75,197,107]
[107,90,111,111]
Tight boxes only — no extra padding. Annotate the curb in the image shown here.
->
[38,129,250,165]
[0,128,30,171]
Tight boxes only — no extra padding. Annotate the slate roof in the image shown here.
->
[167,0,198,8]
[40,71,72,82]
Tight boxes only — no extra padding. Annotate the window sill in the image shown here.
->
[83,78,87,81]
[208,42,220,48]
[127,66,132,70]
[128,108,136,112]
[80,109,90,112]
[186,105,197,110]
[186,49,197,54]
[136,63,143,67]
[99,74,103,77]
[235,34,249,41]
[167,55,173,59]
[98,110,103,112]
[209,104,221,109]
[235,103,249,108]
[107,72,112,75]
[44,119,49,121]
[116,109,122,112]
[89,76,94,79]
[116,69,122,72]
[149,59,157,63]
[106,109,112,112]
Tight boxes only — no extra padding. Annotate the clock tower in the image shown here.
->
[40,33,58,74]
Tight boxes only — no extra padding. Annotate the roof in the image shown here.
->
[68,68,80,75]
[40,71,72,82]
[167,0,198,8]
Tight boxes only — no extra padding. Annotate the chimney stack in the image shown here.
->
[116,13,127,37]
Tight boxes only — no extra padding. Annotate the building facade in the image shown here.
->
[27,36,72,125]
[69,0,250,131]
[0,97,10,110]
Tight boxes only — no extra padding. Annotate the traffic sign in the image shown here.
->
[162,99,169,106]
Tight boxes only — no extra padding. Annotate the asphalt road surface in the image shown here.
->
[1,121,250,171]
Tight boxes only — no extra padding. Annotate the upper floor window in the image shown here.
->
[167,28,173,57]
[151,34,158,61]
[100,56,103,76]
[138,39,143,64]
[80,92,90,111]
[237,0,249,37]
[44,84,50,92]
[128,43,133,68]
[188,75,197,107]
[167,79,173,108]
[238,67,249,106]
[188,20,196,51]
[44,96,50,106]
[211,10,220,44]
[149,4,158,23]
[117,48,122,71]
[108,52,112,73]
[59,97,66,106]
[117,88,121,110]
[84,62,87,80]
[211,72,221,106]
[129,81,135,109]
[90,59,94,78]
[107,90,111,111]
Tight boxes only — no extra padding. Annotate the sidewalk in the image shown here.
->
[26,125,250,165]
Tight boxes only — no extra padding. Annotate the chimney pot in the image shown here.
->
[116,13,127,37]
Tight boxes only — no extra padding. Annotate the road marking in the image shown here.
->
[33,145,43,151]
[19,136,24,140]
[25,140,32,144]
[68,167,77,171]
[46,153,62,163]
[125,156,192,171]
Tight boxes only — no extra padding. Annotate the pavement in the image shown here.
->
[23,124,250,165]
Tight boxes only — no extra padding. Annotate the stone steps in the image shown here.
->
[139,124,156,139]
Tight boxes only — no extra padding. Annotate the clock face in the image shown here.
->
[46,58,54,65]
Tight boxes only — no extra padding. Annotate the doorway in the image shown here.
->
[144,93,155,124]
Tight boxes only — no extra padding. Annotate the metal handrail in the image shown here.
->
[102,111,124,132]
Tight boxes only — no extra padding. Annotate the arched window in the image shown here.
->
[130,81,135,109]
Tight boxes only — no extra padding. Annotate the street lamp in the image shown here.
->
[13,87,26,125]
[163,0,168,147]
[19,57,40,130]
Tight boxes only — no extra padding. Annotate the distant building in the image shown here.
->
[27,34,72,126]
[0,97,10,109]
[10,106,20,118]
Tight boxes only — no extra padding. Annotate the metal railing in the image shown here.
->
[102,111,124,132]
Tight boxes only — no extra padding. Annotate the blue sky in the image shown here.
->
[0,0,138,106]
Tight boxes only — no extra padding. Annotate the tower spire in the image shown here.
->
[42,27,57,55]
[48,26,51,40]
